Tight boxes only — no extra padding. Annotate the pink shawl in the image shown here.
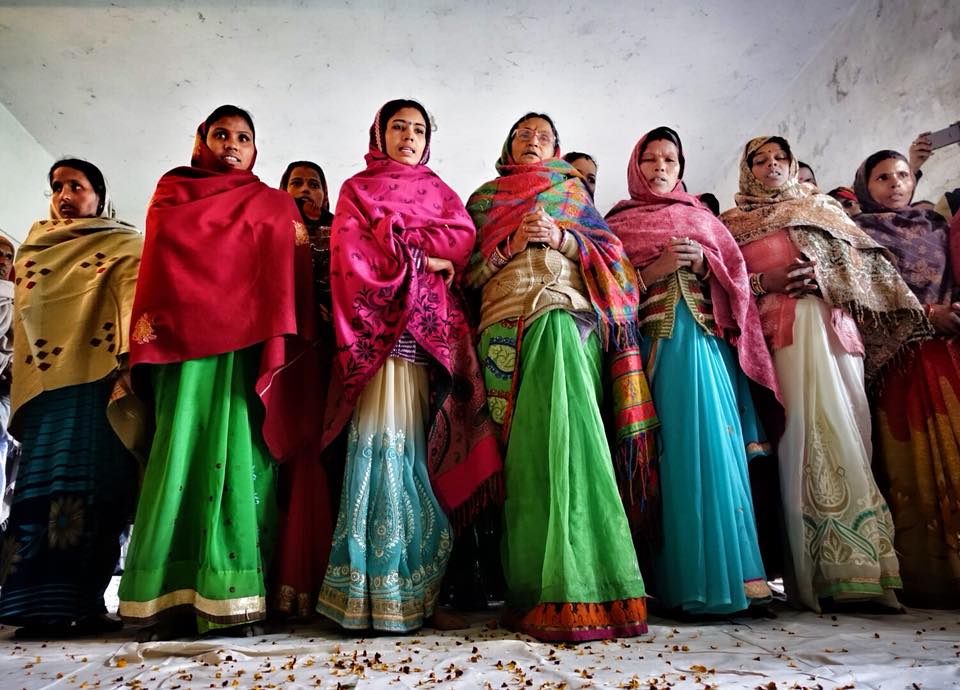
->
[605,131,781,400]
[324,101,502,525]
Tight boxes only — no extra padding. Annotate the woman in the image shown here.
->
[852,149,960,607]
[797,161,817,188]
[118,105,321,638]
[0,159,143,637]
[271,160,339,619]
[316,99,501,633]
[466,112,656,641]
[0,235,16,534]
[605,127,778,616]
[562,151,598,200]
[827,187,861,217]
[720,136,927,612]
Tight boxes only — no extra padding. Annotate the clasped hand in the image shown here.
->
[763,259,818,297]
[642,237,707,284]
[510,206,563,255]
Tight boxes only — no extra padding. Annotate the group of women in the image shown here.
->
[0,99,957,644]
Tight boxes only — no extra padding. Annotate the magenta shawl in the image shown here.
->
[324,102,502,524]
[605,132,781,400]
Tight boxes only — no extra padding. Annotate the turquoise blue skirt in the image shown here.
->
[316,358,452,632]
[642,303,770,614]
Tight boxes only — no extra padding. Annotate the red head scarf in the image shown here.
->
[130,118,321,459]
[324,100,502,525]
[605,129,781,400]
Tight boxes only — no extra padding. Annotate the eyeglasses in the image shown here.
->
[513,128,556,147]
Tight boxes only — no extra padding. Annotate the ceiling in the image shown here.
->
[0,0,855,222]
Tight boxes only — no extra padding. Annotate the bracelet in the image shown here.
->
[636,269,647,294]
[503,237,514,259]
[490,246,509,268]
[749,272,767,297]
[923,303,934,318]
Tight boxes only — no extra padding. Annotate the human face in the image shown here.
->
[384,107,426,165]
[837,197,861,217]
[750,142,791,189]
[51,166,101,218]
[510,117,556,164]
[798,165,816,186]
[0,241,13,280]
[867,158,915,211]
[285,166,325,220]
[205,115,255,170]
[571,158,597,198]
[639,139,681,195]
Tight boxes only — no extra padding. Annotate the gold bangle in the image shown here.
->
[750,272,767,297]
[636,269,647,294]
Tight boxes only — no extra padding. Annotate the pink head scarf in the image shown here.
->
[605,128,781,400]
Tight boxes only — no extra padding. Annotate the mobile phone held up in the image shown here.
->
[928,122,960,150]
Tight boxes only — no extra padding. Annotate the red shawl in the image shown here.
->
[324,103,502,526]
[605,132,781,401]
[130,122,323,460]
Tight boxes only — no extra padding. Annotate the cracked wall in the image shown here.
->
[715,0,960,209]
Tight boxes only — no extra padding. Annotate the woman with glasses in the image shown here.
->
[465,112,657,641]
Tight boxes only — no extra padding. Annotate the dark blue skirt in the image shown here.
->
[0,379,137,626]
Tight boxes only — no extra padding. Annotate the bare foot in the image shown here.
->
[426,607,468,630]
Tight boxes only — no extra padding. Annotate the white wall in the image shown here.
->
[0,102,52,244]
[715,0,960,210]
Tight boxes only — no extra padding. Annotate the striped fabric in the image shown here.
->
[0,380,136,626]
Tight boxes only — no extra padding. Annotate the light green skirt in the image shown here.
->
[118,348,277,632]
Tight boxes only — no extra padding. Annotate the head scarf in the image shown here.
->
[129,116,322,460]
[606,129,780,400]
[324,99,502,526]
[468,125,642,349]
[852,150,952,304]
[466,120,659,518]
[11,172,143,441]
[191,114,259,172]
[721,136,929,380]
[828,186,858,203]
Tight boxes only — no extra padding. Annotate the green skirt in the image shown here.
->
[118,348,277,632]
[483,310,647,641]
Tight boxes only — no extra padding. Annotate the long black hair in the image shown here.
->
[203,104,255,138]
[49,158,107,216]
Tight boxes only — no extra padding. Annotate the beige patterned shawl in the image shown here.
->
[721,136,930,380]
[12,211,144,447]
